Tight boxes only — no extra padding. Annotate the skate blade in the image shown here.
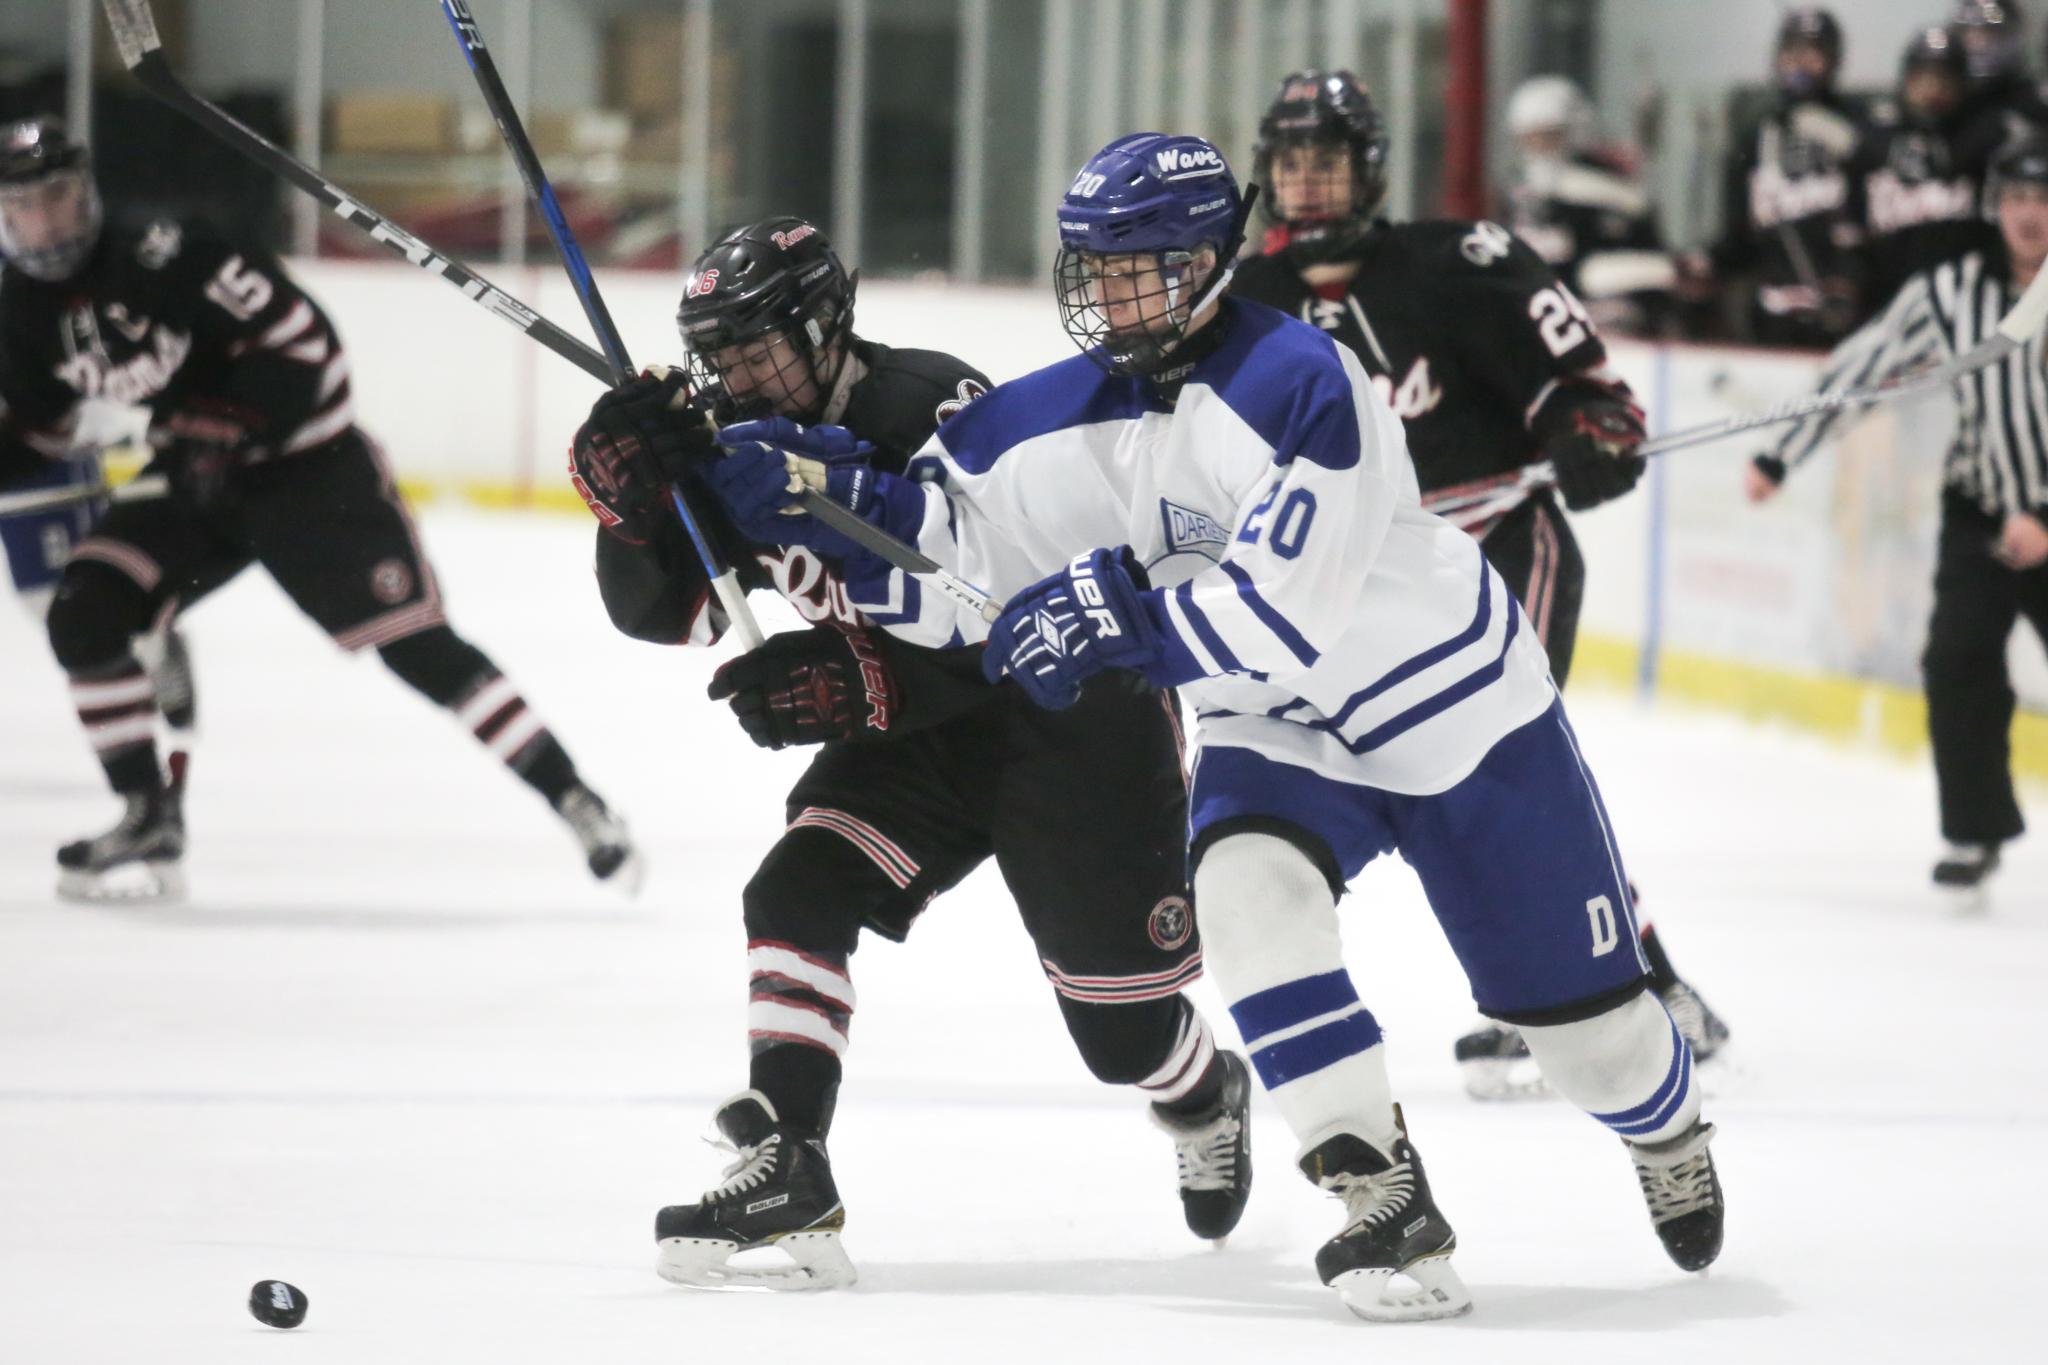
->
[656,1229,856,1292]
[56,860,185,906]
[1332,1254,1474,1323]
[1459,1057,1552,1102]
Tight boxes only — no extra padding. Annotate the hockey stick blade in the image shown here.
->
[0,474,168,519]
[97,0,161,68]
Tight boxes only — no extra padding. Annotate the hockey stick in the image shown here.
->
[438,0,1000,628]
[0,474,168,519]
[93,1,780,650]
[1426,258,2048,518]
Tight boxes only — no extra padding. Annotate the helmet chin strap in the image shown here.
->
[1176,182,1262,335]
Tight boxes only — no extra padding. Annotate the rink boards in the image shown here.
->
[279,259,2048,769]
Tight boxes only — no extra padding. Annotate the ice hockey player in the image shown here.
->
[0,117,636,902]
[567,215,1249,1291]
[1229,70,1727,1100]
[1850,27,2001,323]
[1,416,199,827]
[1693,7,1867,347]
[1749,136,2048,902]
[1501,75,1674,334]
[695,133,1727,1322]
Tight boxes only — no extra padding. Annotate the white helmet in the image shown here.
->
[1505,75,1591,140]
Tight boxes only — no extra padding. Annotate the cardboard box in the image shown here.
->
[328,91,457,156]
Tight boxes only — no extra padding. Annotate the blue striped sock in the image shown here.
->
[1229,969,1385,1091]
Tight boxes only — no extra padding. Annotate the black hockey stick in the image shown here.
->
[438,0,1002,627]
[93,0,773,648]
[1426,258,2048,519]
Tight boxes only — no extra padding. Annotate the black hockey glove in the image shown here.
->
[569,368,717,543]
[707,624,899,749]
[156,401,263,512]
[1545,400,1648,512]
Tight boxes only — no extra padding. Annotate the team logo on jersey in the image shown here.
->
[1159,498,1229,559]
[136,220,183,270]
[934,377,987,423]
[1371,356,1444,421]
[369,557,413,605]
[104,303,151,343]
[1459,221,1515,265]
[53,308,191,405]
[758,545,861,626]
[1147,895,1192,951]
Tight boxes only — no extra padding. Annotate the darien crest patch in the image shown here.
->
[1159,497,1229,559]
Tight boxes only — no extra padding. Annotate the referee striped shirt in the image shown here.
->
[1769,251,2048,518]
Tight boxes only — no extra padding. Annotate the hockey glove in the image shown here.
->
[981,547,1165,710]
[156,400,263,512]
[1545,400,1648,512]
[707,624,900,749]
[570,368,716,543]
[706,417,923,564]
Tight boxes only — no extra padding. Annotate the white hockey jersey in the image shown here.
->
[851,299,1559,795]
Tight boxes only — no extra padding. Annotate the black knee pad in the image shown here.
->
[1055,992,1189,1086]
[742,826,913,959]
[47,561,152,673]
[376,625,494,706]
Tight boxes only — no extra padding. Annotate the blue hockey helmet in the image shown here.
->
[1054,133,1252,376]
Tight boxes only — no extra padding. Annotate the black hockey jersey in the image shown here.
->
[595,338,994,730]
[1848,102,2000,323]
[0,219,354,462]
[1233,219,1632,500]
[1710,93,1868,345]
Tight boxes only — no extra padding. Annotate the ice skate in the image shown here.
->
[554,781,644,894]
[1150,1049,1252,1242]
[55,785,185,904]
[654,1091,854,1291]
[1454,1018,1549,1100]
[1627,1119,1724,1272]
[1300,1107,1472,1322]
[1932,842,1999,907]
[1658,980,1730,1062]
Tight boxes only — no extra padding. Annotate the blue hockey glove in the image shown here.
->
[708,417,923,562]
[981,547,1165,710]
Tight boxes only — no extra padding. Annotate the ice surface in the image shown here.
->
[2,506,2043,1363]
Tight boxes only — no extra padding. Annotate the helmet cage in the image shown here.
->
[1252,72,1388,264]
[0,119,101,282]
[680,299,850,424]
[1056,244,1216,377]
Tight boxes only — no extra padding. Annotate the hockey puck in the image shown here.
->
[248,1280,308,1329]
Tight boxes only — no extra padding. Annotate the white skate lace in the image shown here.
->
[1168,1114,1241,1192]
[1325,1159,1417,1229]
[557,786,626,854]
[701,1134,782,1202]
[1632,1134,1716,1224]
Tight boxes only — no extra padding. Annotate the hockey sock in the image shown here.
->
[68,660,163,795]
[746,939,855,1136]
[1520,990,1701,1145]
[379,631,580,804]
[449,671,578,802]
[1139,1002,1226,1114]
[1638,918,1680,992]
[1194,831,1399,1153]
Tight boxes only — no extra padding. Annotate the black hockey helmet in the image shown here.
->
[675,216,857,423]
[1990,133,2048,192]
[1252,70,1388,265]
[1901,27,1969,120]
[0,116,102,282]
[1773,8,1844,96]
[1951,0,2026,85]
